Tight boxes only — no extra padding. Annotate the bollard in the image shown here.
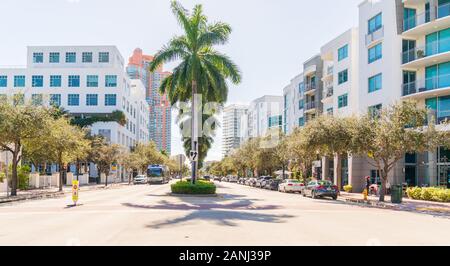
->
[363,189,368,201]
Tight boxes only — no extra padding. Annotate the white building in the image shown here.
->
[222,104,248,157]
[283,73,304,135]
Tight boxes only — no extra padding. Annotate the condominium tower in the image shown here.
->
[222,104,248,157]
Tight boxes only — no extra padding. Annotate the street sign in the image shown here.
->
[189,151,198,162]
[72,180,79,205]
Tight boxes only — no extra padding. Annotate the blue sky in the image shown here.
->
[0,0,362,161]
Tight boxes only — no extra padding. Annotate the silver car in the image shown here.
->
[133,175,148,185]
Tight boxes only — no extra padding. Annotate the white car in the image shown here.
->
[278,179,305,193]
[133,175,148,185]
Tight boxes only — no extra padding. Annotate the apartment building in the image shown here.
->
[283,73,304,134]
[222,104,248,157]
[127,48,172,154]
[241,95,283,142]
[302,55,324,124]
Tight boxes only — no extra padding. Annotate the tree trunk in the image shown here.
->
[11,152,19,196]
[191,81,198,185]
[335,154,342,190]
[58,161,64,192]
[105,170,109,187]
[379,168,388,202]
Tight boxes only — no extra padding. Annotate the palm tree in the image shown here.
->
[149,0,241,184]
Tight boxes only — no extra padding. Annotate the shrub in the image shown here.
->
[407,187,450,203]
[343,185,353,193]
[171,180,216,195]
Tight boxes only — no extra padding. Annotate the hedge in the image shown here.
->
[171,180,216,195]
[406,187,450,203]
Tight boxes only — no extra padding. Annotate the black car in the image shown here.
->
[303,180,339,200]
[203,175,211,181]
[265,179,282,190]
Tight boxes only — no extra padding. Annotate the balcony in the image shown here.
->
[305,101,318,114]
[402,73,450,99]
[401,38,450,68]
[365,26,384,46]
[322,66,334,81]
[322,87,334,104]
[403,3,450,37]
[305,82,317,95]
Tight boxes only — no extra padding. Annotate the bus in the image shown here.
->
[147,165,170,184]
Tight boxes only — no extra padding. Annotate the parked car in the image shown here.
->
[265,179,282,190]
[214,176,222,181]
[133,175,148,185]
[228,176,238,183]
[221,177,229,182]
[303,180,339,200]
[203,175,211,181]
[260,176,273,188]
[278,179,305,193]
[256,176,272,188]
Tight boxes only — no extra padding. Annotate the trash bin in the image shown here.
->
[391,185,403,204]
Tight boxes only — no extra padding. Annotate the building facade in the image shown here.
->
[127,48,172,154]
[283,73,304,135]
[222,104,248,157]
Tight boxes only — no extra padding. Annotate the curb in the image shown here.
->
[342,197,396,209]
[0,192,65,204]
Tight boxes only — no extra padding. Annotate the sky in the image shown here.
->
[0,0,362,161]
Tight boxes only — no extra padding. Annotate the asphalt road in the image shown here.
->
[0,181,449,246]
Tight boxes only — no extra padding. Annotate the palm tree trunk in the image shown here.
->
[191,80,198,185]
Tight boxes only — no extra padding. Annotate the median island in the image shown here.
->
[171,180,217,195]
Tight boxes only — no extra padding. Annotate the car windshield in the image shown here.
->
[317,181,333,186]
[287,180,300,183]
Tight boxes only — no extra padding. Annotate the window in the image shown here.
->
[105,94,117,106]
[368,73,382,93]
[86,94,98,106]
[299,99,304,110]
[33,53,43,63]
[49,52,60,63]
[87,75,98,87]
[0,76,7,87]
[14,76,25,87]
[338,45,348,61]
[14,94,25,105]
[338,94,348,108]
[32,75,44,87]
[68,75,80,87]
[31,94,43,106]
[50,94,61,106]
[66,52,76,63]
[68,94,80,106]
[368,104,382,118]
[105,75,117,87]
[99,52,109,63]
[425,62,450,90]
[299,117,305,127]
[368,13,382,34]
[338,69,348,85]
[368,43,382,63]
[82,52,93,63]
[404,8,417,31]
[426,28,450,56]
[50,75,62,87]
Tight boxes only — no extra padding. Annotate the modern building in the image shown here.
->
[222,104,248,157]
[283,73,304,134]
[241,95,283,141]
[127,48,172,154]
[0,46,151,182]
[302,55,324,124]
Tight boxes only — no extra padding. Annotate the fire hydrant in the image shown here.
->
[363,189,368,201]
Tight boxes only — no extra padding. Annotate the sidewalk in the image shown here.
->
[0,182,131,204]
[339,192,450,217]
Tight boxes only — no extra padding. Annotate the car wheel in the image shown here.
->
[302,191,306,197]
[332,196,338,200]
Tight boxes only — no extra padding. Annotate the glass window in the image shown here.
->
[68,75,80,87]
[438,95,450,119]
[14,76,25,87]
[105,94,117,106]
[86,94,98,106]
[426,28,450,56]
[327,108,334,115]
[338,45,348,61]
[31,94,43,106]
[0,76,7,87]
[32,75,43,87]
[50,94,61,106]
[403,8,417,31]
[368,13,382,34]
[368,104,382,118]
[87,75,98,87]
[99,52,109,63]
[82,52,93,63]
[50,75,61,87]
[66,52,76,63]
[33,53,43,63]
[426,62,450,90]
[105,75,117,87]
[68,94,80,106]
[338,94,348,108]
[299,117,305,127]
[368,73,382,93]
[438,0,450,18]
[368,43,382,63]
[299,99,304,110]
[14,94,25,105]
[49,52,60,63]
[338,69,348,85]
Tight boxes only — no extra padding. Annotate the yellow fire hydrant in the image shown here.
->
[363,189,368,201]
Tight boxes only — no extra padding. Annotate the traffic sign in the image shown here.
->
[190,150,198,162]
[72,180,79,205]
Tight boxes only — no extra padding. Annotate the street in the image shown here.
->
[0,181,449,246]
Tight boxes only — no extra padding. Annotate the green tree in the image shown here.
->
[0,96,53,196]
[149,0,241,184]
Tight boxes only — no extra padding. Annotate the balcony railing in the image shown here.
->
[402,73,450,96]
[366,26,384,46]
[306,101,317,110]
[326,66,334,76]
[426,109,450,125]
[323,87,334,98]
[403,3,450,32]
[305,82,317,92]
[401,38,450,64]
